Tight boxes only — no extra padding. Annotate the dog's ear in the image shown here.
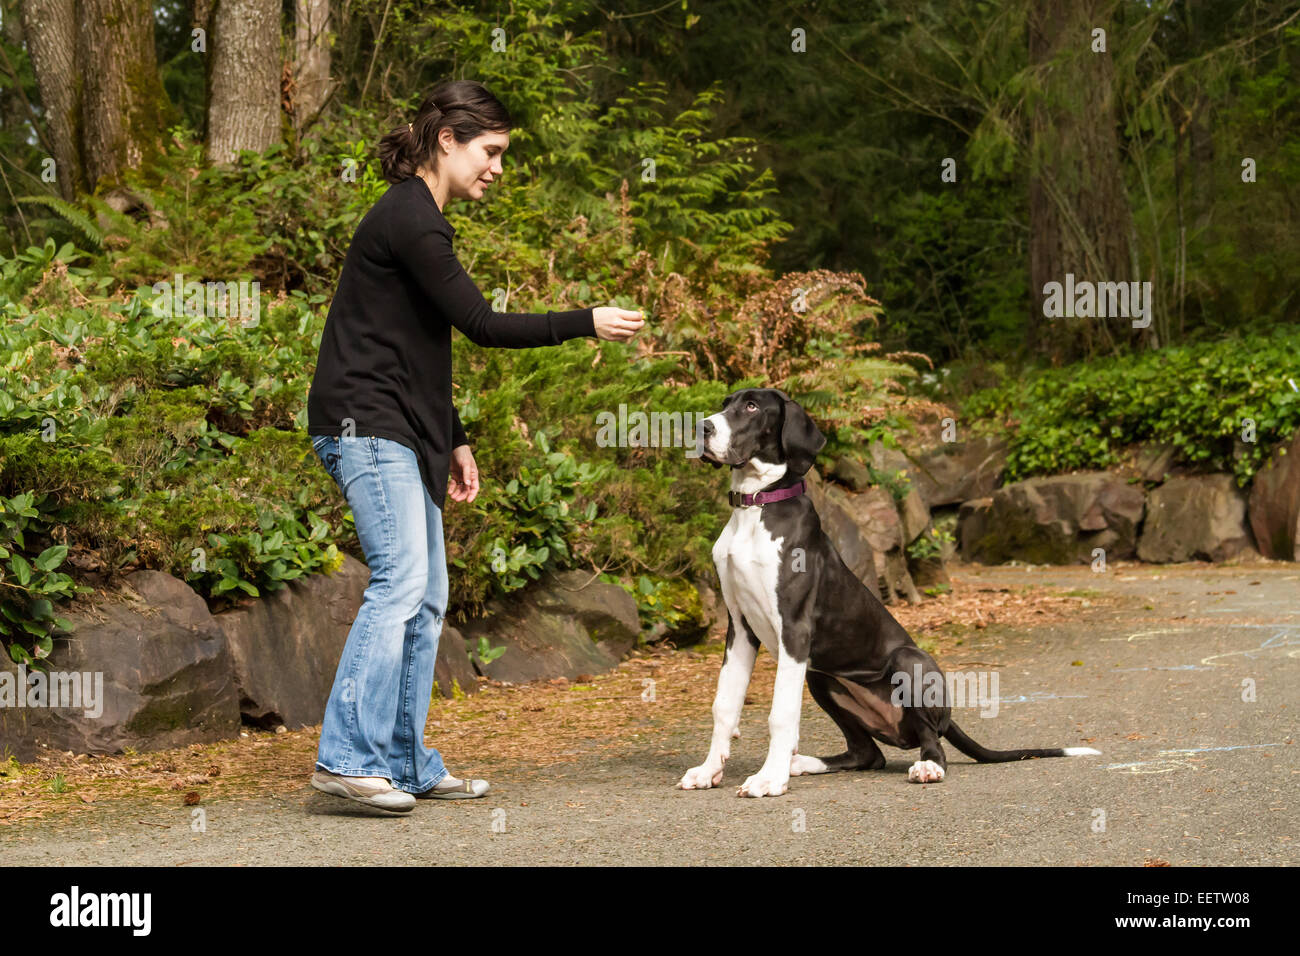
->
[780,397,826,476]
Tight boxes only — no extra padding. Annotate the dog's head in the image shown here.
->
[697,388,826,476]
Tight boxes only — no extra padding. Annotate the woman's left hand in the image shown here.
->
[448,444,479,503]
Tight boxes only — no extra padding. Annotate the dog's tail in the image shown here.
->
[943,721,1100,762]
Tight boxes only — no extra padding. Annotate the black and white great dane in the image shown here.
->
[679,388,1100,797]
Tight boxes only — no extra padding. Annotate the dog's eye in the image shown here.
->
[745,401,757,412]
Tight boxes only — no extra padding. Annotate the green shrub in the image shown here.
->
[0,491,92,667]
[906,525,953,561]
[961,325,1300,486]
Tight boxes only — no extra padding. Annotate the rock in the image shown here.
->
[867,439,911,476]
[829,455,872,491]
[909,556,950,589]
[805,470,880,598]
[1134,443,1180,483]
[457,570,641,683]
[97,186,168,231]
[897,486,931,545]
[641,577,711,647]
[1248,430,1300,561]
[881,549,923,605]
[865,441,930,544]
[958,498,994,560]
[693,574,728,641]
[964,473,1146,565]
[908,435,1009,508]
[1138,474,1258,562]
[847,486,905,554]
[216,553,360,728]
[0,570,240,762]
[807,468,929,601]
[218,553,478,726]
[434,623,478,697]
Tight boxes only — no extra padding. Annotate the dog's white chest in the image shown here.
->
[713,509,784,653]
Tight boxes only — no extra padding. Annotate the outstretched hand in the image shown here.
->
[593,307,646,342]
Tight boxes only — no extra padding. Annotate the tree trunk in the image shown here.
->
[206,0,282,165]
[1028,0,1139,363]
[293,0,331,131]
[20,0,85,197]
[76,0,167,190]
[0,0,32,147]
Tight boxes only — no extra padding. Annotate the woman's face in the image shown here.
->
[437,129,509,201]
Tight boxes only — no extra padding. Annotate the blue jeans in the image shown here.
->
[309,434,450,794]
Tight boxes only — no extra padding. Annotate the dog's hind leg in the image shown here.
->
[903,709,948,783]
[799,672,887,773]
[892,644,951,783]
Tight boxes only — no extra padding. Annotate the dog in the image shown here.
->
[678,388,1100,797]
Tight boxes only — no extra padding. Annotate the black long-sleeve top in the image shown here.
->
[307,174,595,510]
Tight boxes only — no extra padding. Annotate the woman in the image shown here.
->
[306,80,644,812]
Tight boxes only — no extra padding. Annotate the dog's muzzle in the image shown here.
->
[697,418,728,468]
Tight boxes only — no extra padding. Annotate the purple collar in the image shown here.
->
[729,478,806,508]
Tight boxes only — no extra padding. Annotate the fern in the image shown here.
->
[17,195,104,249]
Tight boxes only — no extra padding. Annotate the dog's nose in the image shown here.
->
[701,420,714,438]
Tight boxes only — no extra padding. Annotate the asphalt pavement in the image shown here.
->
[1,561,1295,865]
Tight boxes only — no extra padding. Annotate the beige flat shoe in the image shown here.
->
[311,770,415,812]
[415,775,490,799]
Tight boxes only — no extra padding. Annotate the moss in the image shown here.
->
[127,693,197,735]
[970,515,1078,565]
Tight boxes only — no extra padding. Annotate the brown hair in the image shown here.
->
[377,80,514,185]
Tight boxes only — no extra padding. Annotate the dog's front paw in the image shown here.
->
[907,759,945,783]
[737,771,789,798]
[678,762,724,790]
